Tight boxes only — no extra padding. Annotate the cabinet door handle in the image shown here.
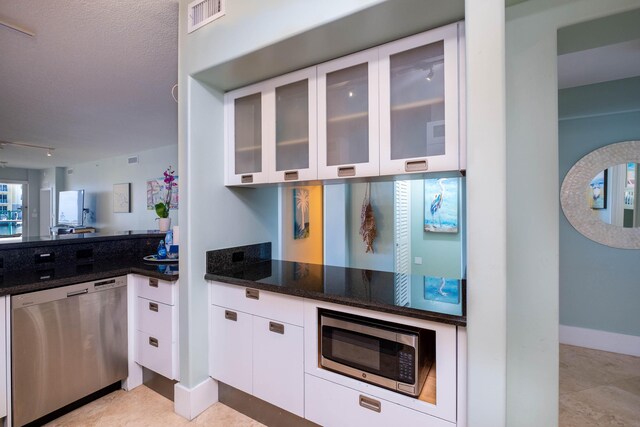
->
[338,166,356,177]
[224,310,237,321]
[149,278,158,288]
[405,159,428,172]
[241,174,253,184]
[269,321,284,334]
[245,288,259,300]
[359,395,381,413]
[284,170,299,181]
[149,302,159,312]
[149,337,159,347]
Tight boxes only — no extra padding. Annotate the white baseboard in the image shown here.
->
[174,377,219,420]
[559,325,640,357]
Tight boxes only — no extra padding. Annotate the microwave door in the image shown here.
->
[320,316,417,386]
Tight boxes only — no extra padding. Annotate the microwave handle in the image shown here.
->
[321,315,417,347]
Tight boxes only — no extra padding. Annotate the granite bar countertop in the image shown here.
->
[206,259,466,326]
[0,230,165,249]
[0,259,178,297]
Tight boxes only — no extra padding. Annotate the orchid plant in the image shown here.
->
[155,166,176,218]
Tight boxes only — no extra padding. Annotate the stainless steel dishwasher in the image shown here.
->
[11,276,128,427]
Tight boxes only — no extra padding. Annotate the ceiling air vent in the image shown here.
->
[188,0,225,34]
[127,156,139,165]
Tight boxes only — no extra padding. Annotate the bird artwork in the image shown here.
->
[430,178,446,228]
[424,178,459,233]
[360,183,377,253]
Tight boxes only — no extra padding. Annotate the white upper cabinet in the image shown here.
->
[266,68,318,183]
[225,84,269,185]
[317,49,380,180]
[379,22,462,175]
[224,22,465,186]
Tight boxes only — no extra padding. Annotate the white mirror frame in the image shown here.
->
[561,140,640,249]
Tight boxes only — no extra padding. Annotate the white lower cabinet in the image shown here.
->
[252,316,304,417]
[305,374,454,427]
[132,275,179,380]
[209,305,253,395]
[209,282,463,425]
[209,282,305,417]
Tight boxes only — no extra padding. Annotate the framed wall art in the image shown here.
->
[113,183,130,213]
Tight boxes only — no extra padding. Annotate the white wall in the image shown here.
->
[64,144,178,233]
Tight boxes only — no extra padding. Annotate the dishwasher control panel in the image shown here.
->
[12,276,127,308]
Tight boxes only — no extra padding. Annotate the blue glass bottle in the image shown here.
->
[157,239,167,259]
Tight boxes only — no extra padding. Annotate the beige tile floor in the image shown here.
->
[41,344,640,426]
[560,344,640,427]
[43,386,265,427]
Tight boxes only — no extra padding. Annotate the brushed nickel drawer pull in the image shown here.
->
[405,159,428,172]
[359,395,381,413]
[224,310,237,321]
[338,166,356,177]
[269,321,284,334]
[149,302,158,312]
[149,278,158,288]
[245,288,259,300]
[241,174,253,184]
[284,171,299,181]
[149,337,159,348]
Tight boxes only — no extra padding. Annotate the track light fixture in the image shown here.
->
[0,140,55,157]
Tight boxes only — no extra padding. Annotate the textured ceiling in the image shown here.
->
[0,0,178,169]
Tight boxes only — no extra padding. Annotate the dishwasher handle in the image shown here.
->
[67,289,89,298]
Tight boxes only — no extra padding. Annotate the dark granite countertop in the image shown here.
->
[0,230,166,250]
[0,259,178,296]
[206,260,466,326]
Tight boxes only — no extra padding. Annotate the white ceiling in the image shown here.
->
[0,0,178,169]
[558,39,640,89]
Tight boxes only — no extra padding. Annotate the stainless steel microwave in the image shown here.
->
[320,310,434,397]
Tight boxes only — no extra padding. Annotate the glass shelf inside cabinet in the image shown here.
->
[276,79,310,171]
[390,41,445,160]
[234,92,262,174]
[326,63,369,166]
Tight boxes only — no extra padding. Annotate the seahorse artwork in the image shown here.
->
[359,183,377,253]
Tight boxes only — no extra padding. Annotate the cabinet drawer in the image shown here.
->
[210,282,303,326]
[136,330,176,380]
[136,297,174,342]
[136,276,175,306]
[305,374,454,427]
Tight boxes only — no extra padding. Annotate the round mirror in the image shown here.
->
[561,140,640,249]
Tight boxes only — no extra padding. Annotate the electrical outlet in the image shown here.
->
[414,257,423,265]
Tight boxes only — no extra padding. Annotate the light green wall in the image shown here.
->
[559,77,640,337]
[410,179,464,278]
[505,1,640,426]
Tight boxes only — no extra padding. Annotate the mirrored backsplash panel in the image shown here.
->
[279,177,466,279]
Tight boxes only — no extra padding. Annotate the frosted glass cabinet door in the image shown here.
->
[225,83,269,185]
[379,22,462,175]
[318,49,379,180]
[266,67,317,183]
